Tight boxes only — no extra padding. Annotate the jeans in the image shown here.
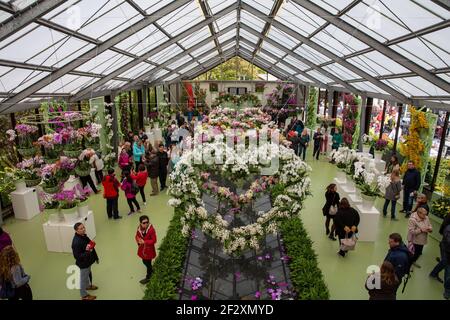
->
[313,144,320,160]
[142,259,153,279]
[127,197,140,212]
[445,264,450,298]
[403,189,414,213]
[106,197,119,218]
[80,175,98,193]
[298,144,307,161]
[94,170,103,185]
[383,199,397,218]
[80,267,91,297]
[139,186,146,203]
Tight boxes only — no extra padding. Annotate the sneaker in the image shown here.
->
[337,251,345,257]
[436,257,441,263]
[328,235,337,241]
[87,285,98,290]
[391,217,399,221]
[429,274,444,283]
[144,202,147,206]
[139,278,150,285]
[81,295,96,300]
[128,211,135,216]
[444,293,450,300]
[114,216,123,220]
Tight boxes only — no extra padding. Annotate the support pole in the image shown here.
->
[393,103,403,153]
[431,111,449,192]
[379,100,387,140]
[365,97,373,135]
[358,95,368,151]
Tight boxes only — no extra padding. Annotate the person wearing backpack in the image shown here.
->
[0,245,32,300]
[121,171,141,216]
[384,233,412,282]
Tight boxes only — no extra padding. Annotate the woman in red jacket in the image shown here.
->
[131,164,148,206]
[135,215,157,284]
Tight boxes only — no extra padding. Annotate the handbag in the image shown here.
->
[0,279,15,299]
[340,233,357,251]
[328,194,337,216]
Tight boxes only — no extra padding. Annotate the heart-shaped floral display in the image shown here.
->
[168,108,311,255]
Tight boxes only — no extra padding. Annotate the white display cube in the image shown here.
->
[42,210,96,253]
[348,193,362,205]
[11,187,40,220]
[355,204,380,242]
[340,182,357,199]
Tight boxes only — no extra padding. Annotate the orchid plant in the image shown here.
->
[53,189,78,209]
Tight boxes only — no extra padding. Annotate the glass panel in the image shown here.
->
[423,27,450,54]
[37,74,96,94]
[284,55,310,70]
[43,0,80,19]
[341,12,388,43]
[239,29,259,44]
[399,76,449,96]
[218,29,236,43]
[76,50,134,74]
[214,10,236,32]
[266,26,298,50]
[162,73,179,82]
[178,26,211,49]
[156,1,203,37]
[10,0,36,10]
[438,73,450,83]
[0,26,66,62]
[0,22,36,49]
[27,39,94,68]
[191,42,216,57]
[179,62,200,75]
[322,63,360,81]
[295,74,313,83]
[115,25,168,55]
[0,68,49,93]
[97,79,127,90]
[0,11,11,23]
[310,0,354,14]
[294,44,331,65]
[391,39,450,69]
[240,11,266,33]
[261,41,285,58]
[351,81,388,94]
[167,55,193,70]
[139,0,175,15]
[276,62,296,75]
[306,70,334,83]
[210,0,236,15]
[221,41,236,52]
[118,62,155,79]
[275,2,326,37]
[348,51,410,76]
[242,0,273,15]
[413,0,450,19]
[152,69,170,80]
[239,41,255,52]
[257,52,277,65]
[312,25,369,57]
[148,44,183,64]
[199,51,219,64]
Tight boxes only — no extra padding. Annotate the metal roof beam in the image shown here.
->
[199,0,223,56]
[431,0,450,11]
[0,0,190,113]
[0,0,68,42]
[292,0,450,94]
[71,3,238,100]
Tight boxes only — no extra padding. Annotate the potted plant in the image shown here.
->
[0,167,25,193]
[37,133,63,163]
[61,127,83,158]
[41,164,60,194]
[74,150,91,177]
[40,192,62,223]
[16,156,43,187]
[84,123,101,150]
[9,124,39,157]
[374,138,387,161]
[362,134,373,154]
[76,185,91,217]
[54,189,78,223]
[57,156,76,181]
[359,170,382,210]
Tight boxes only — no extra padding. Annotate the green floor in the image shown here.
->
[2,151,446,300]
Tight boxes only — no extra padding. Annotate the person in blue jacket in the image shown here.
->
[384,233,412,282]
[401,161,421,218]
[133,137,145,170]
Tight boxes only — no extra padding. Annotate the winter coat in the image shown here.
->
[334,207,360,238]
[0,231,12,253]
[332,133,342,149]
[135,224,157,260]
[384,243,411,280]
[133,143,145,162]
[402,168,421,191]
[131,171,148,187]
[102,174,119,199]
[288,136,300,151]
[119,153,130,169]
[157,151,169,172]
[72,233,99,269]
[407,211,432,245]
[313,132,323,147]
[145,156,159,178]
[384,180,402,201]
[322,191,340,217]
[442,224,450,265]
[121,179,136,199]
[365,276,400,300]
[299,134,310,147]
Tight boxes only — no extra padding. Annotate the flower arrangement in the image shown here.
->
[16,156,44,184]
[342,94,359,148]
[353,161,386,196]
[362,134,374,146]
[374,138,388,151]
[10,124,39,154]
[76,184,91,203]
[53,189,78,209]
[40,163,60,192]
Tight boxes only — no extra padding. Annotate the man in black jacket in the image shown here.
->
[157,144,169,191]
[72,223,99,300]
[385,233,411,282]
[401,161,421,217]
[442,224,450,299]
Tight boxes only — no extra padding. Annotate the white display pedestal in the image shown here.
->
[355,204,380,242]
[42,210,96,253]
[340,181,357,199]
[11,187,40,220]
[333,176,347,186]
[348,193,362,205]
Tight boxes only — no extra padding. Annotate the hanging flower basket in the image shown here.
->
[25,178,41,187]
[17,147,36,157]
[43,184,60,194]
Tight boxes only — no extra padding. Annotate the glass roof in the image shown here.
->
[0,0,447,112]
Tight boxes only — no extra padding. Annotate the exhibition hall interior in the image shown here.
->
[0,0,449,301]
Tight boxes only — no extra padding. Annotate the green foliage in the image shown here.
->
[209,83,218,92]
[280,217,329,300]
[144,208,188,300]
[306,87,318,131]
[351,96,362,150]
[194,57,265,81]
[431,197,450,219]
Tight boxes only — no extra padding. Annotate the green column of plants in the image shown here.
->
[306,87,318,132]
[351,95,362,150]
[89,97,106,154]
